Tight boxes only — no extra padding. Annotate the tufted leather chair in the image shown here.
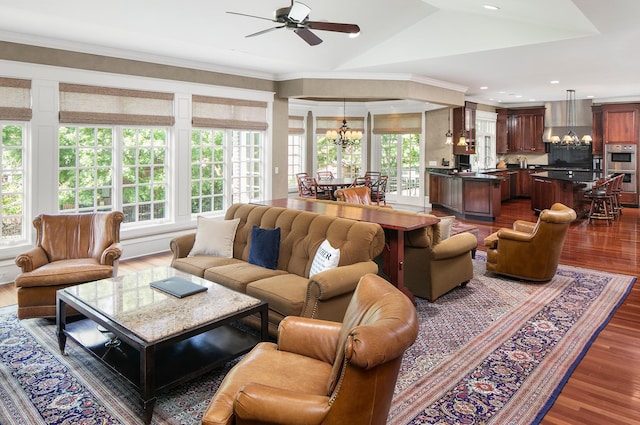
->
[484,203,576,281]
[201,273,419,425]
[14,211,124,319]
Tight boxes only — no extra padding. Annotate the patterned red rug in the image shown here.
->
[0,254,634,424]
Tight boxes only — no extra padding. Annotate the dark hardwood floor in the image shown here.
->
[0,198,638,424]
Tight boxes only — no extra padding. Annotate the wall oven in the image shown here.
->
[605,144,637,194]
[605,144,636,172]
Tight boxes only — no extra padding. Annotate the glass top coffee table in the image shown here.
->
[56,267,268,424]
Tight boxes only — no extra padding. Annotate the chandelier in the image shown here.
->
[557,89,591,145]
[325,99,362,147]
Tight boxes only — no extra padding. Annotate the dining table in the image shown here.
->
[256,198,439,301]
[314,178,355,200]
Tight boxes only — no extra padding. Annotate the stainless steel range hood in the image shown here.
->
[543,98,593,143]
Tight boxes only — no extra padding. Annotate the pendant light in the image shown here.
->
[445,108,453,145]
[457,106,468,146]
[325,99,362,147]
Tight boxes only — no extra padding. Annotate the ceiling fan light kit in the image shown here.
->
[228,1,360,46]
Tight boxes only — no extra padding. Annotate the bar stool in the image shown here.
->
[610,173,624,220]
[586,177,615,225]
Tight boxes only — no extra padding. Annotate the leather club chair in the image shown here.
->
[335,185,391,208]
[484,203,577,281]
[201,273,419,425]
[14,211,125,319]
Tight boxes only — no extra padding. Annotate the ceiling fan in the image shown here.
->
[227,1,360,46]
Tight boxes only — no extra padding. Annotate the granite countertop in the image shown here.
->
[532,170,603,183]
[427,169,505,180]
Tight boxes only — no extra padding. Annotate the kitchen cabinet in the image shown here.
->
[496,107,545,153]
[602,103,640,145]
[531,172,593,216]
[496,109,508,154]
[452,102,477,155]
[591,105,603,155]
[429,171,502,219]
[517,169,537,197]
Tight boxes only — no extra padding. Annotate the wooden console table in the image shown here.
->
[258,198,439,301]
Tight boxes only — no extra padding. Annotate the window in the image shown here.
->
[58,126,169,224]
[288,116,305,191]
[315,114,364,178]
[1,123,26,244]
[191,95,268,212]
[191,129,225,214]
[58,126,114,212]
[373,112,423,204]
[58,83,174,225]
[471,112,497,171]
[121,128,168,223]
[0,77,31,245]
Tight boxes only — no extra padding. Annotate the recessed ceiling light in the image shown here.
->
[480,86,488,90]
[529,99,536,102]
[499,91,506,94]
[587,95,595,98]
[483,5,500,11]
[550,80,560,84]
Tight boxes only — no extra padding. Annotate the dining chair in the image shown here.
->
[370,175,388,205]
[316,170,334,181]
[299,176,331,199]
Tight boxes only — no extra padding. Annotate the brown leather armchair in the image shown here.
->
[335,185,392,208]
[484,203,576,281]
[14,211,124,319]
[201,273,418,425]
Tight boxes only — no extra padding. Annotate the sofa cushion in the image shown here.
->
[204,263,287,293]
[188,217,240,258]
[248,226,281,270]
[14,258,113,288]
[246,274,309,318]
[309,239,340,276]
[172,256,242,278]
[438,216,456,240]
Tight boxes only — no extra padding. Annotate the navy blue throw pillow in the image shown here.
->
[248,226,281,270]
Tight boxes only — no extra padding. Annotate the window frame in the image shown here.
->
[0,121,29,246]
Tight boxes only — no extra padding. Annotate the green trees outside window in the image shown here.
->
[1,124,25,242]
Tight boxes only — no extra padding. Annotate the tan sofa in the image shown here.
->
[170,203,385,335]
[299,199,478,301]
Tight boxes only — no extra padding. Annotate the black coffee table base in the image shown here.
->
[56,293,268,424]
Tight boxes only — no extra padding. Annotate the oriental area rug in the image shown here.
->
[0,254,635,425]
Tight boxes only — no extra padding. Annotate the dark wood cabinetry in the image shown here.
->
[496,107,545,154]
[429,171,501,219]
[453,102,477,155]
[517,169,537,197]
[591,105,603,155]
[602,103,639,145]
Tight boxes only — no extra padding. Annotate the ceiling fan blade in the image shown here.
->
[226,11,276,23]
[246,26,285,38]
[307,21,360,34]
[294,27,323,46]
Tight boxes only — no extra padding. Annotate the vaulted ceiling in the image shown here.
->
[1,0,639,105]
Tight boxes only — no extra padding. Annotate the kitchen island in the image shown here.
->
[530,171,602,217]
[428,169,504,220]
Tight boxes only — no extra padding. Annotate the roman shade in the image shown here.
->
[192,95,268,131]
[315,115,364,135]
[372,112,422,134]
[288,115,305,134]
[0,77,32,121]
[59,83,175,126]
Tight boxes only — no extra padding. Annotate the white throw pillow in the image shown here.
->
[188,217,241,258]
[438,216,456,241]
[310,239,340,276]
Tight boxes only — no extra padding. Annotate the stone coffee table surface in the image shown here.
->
[63,266,261,342]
